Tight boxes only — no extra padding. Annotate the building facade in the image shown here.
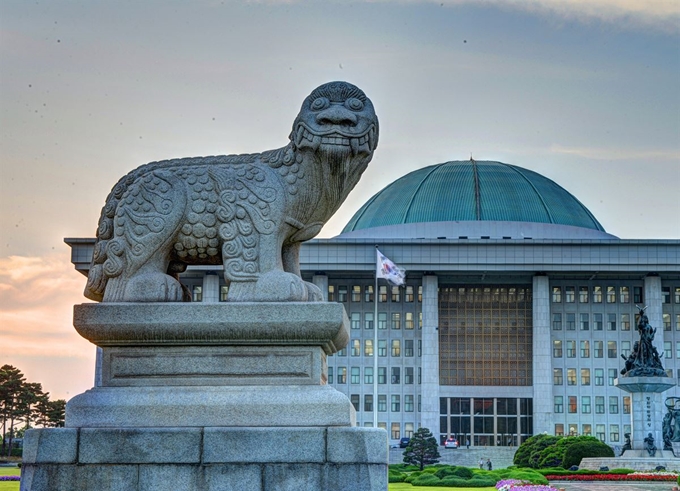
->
[67,161,680,448]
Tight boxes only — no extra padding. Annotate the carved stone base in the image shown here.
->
[580,451,680,472]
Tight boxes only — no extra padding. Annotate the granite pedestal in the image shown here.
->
[21,303,388,491]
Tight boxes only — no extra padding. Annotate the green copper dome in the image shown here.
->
[342,161,605,233]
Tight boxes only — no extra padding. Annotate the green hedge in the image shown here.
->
[562,440,615,469]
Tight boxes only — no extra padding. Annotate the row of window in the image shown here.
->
[344,339,421,357]
[555,423,629,443]
[349,312,422,330]
[329,285,422,304]
[554,395,630,415]
[551,286,641,304]
[554,339,680,362]
[663,287,680,304]
[552,312,678,331]
[349,394,421,413]
[329,366,420,385]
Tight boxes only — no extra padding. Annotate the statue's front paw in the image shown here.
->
[254,271,308,302]
[304,281,324,302]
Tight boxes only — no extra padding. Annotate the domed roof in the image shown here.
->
[342,160,606,233]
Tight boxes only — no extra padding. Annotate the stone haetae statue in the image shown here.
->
[662,397,680,450]
[85,82,379,302]
[619,306,666,377]
[644,432,657,457]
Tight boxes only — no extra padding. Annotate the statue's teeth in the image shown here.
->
[350,137,359,156]
[311,135,321,151]
[368,126,376,150]
[296,126,305,146]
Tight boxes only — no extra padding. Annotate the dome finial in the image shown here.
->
[470,153,475,163]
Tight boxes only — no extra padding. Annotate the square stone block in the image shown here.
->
[20,464,138,491]
[79,428,201,464]
[324,463,388,491]
[263,464,323,491]
[204,427,325,463]
[22,428,77,464]
[139,465,200,491]
[327,427,387,464]
[203,465,263,491]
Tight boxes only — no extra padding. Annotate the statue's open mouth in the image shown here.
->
[294,123,377,156]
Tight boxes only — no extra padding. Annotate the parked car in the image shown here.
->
[399,437,410,448]
[444,437,459,448]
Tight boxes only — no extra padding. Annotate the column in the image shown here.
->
[644,274,664,360]
[313,273,329,301]
[532,274,553,435]
[202,272,220,303]
[420,274,440,434]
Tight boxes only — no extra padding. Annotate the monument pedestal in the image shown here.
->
[21,303,388,491]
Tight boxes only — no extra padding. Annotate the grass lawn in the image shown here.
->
[0,467,20,491]
[390,485,495,491]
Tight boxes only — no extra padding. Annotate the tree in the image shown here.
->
[402,427,441,470]
[0,365,26,456]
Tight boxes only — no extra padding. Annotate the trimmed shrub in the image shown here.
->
[410,473,440,486]
[563,440,614,469]
[388,471,405,483]
[514,434,561,468]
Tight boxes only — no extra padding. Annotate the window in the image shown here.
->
[328,285,335,302]
[378,395,387,412]
[662,287,670,304]
[391,367,400,384]
[634,286,643,304]
[378,340,387,357]
[364,312,374,330]
[350,367,360,384]
[405,367,414,384]
[621,313,630,331]
[567,368,576,385]
[566,313,575,330]
[378,313,387,329]
[328,367,333,384]
[676,286,680,304]
[351,285,361,303]
[606,286,616,303]
[364,340,374,357]
[378,367,386,384]
[391,313,401,330]
[595,368,604,386]
[664,313,672,331]
[350,313,361,330]
[338,286,347,302]
[418,286,423,303]
[419,312,422,329]
[364,367,373,384]
[619,286,630,303]
[593,313,603,330]
[554,396,563,413]
[596,424,605,441]
[552,287,562,303]
[405,423,414,438]
[391,422,400,439]
[350,394,359,411]
[676,341,680,360]
[568,396,577,413]
[555,424,564,436]
[580,313,589,331]
[593,286,602,303]
[553,368,563,385]
[391,340,401,357]
[391,286,400,303]
[581,368,590,386]
[579,286,589,303]
[607,313,616,331]
[553,340,563,358]
[404,395,414,412]
[594,340,603,358]
[337,367,346,384]
[219,285,229,302]
[405,286,414,303]
[582,424,592,436]
[364,394,373,412]
[623,396,631,414]
[582,396,591,414]
[418,340,422,357]
[192,285,203,302]
[676,314,680,331]
[610,425,619,442]
[404,340,414,357]
[552,313,562,330]
[405,312,414,330]
[665,341,672,359]
[609,396,619,414]
[378,286,387,303]
[351,339,360,356]
[565,286,575,303]
[621,341,631,357]
[566,340,576,358]
[337,347,346,356]
[580,340,590,358]
[595,396,605,414]
[364,285,374,302]
[391,395,400,412]
[418,395,421,412]
[608,369,617,386]
[607,341,617,358]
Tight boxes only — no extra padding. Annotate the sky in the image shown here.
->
[1,0,679,401]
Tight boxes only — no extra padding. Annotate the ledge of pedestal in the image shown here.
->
[73,302,349,354]
[615,376,676,393]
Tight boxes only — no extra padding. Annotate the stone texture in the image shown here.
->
[203,465,262,491]
[21,464,139,491]
[66,385,356,428]
[263,464,323,491]
[138,465,200,491]
[324,464,388,491]
[79,428,202,463]
[204,427,325,463]
[83,82,378,303]
[327,427,387,464]
[22,428,77,464]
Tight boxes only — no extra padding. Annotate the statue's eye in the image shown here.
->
[346,98,364,111]
[310,97,330,111]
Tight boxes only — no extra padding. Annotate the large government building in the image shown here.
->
[67,160,680,449]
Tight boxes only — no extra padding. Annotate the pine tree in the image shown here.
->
[402,427,441,470]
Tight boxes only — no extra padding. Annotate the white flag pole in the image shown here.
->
[373,245,379,429]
